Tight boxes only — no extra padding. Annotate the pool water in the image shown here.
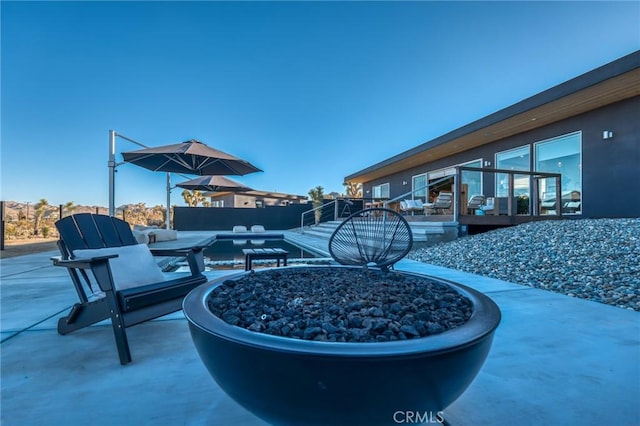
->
[165,238,329,272]
[204,239,317,262]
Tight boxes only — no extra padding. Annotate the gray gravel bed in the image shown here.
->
[408,218,640,311]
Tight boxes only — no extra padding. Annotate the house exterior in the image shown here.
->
[345,51,640,220]
[205,190,308,208]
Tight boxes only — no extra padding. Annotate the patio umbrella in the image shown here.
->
[176,175,253,192]
[121,139,262,176]
[120,139,262,229]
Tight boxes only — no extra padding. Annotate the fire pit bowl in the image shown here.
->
[184,266,500,425]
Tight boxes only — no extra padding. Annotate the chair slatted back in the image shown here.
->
[329,208,413,271]
[112,218,138,246]
[72,214,106,249]
[434,192,452,209]
[467,195,486,210]
[55,216,89,258]
[93,214,123,247]
[55,213,137,258]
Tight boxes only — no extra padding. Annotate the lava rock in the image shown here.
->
[207,267,473,342]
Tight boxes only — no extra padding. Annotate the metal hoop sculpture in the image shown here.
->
[328,208,413,271]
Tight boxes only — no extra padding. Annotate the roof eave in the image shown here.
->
[345,50,640,183]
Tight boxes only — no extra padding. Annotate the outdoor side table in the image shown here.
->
[242,248,289,271]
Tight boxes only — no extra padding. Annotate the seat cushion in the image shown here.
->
[132,230,150,245]
[73,244,166,291]
[147,229,178,242]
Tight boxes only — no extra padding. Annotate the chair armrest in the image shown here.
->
[148,246,204,257]
[148,236,214,257]
[51,254,117,269]
[51,255,118,292]
[149,245,207,274]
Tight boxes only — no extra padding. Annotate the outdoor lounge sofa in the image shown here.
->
[52,213,208,365]
[132,224,178,244]
[400,199,424,215]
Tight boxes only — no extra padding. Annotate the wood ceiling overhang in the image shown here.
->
[345,56,640,184]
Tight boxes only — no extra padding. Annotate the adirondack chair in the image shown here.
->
[52,213,210,365]
[329,208,413,272]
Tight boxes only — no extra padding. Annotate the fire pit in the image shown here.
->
[184,265,501,425]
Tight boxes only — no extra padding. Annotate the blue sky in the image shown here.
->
[1,1,638,208]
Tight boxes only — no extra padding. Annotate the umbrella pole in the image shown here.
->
[166,173,171,229]
[108,130,116,217]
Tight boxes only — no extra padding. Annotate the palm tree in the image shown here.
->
[182,190,206,207]
[63,201,76,218]
[33,198,49,236]
[149,205,165,226]
[343,181,362,198]
[308,186,325,225]
[136,202,148,225]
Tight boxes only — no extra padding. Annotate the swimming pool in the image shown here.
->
[166,237,329,272]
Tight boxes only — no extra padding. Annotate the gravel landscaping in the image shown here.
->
[208,267,473,342]
[408,218,640,311]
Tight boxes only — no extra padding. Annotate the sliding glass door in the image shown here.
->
[535,132,582,214]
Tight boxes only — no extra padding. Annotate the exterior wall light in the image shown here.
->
[603,131,614,139]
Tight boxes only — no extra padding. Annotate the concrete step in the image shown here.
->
[300,221,341,239]
[299,220,458,244]
[301,229,334,239]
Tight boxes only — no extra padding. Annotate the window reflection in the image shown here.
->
[495,146,530,197]
[535,132,582,215]
[461,159,482,200]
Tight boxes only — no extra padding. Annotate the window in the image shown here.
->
[372,183,389,199]
[535,132,582,214]
[495,145,530,197]
[212,200,224,207]
[412,174,427,201]
[461,159,482,201]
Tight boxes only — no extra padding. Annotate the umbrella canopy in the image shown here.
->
[176,175,253,192]
[121,139,262,176]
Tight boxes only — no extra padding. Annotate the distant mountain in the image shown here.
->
[1,201,160,221]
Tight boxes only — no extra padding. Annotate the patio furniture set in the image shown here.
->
[399,191,453,215]
[50,209,500,424]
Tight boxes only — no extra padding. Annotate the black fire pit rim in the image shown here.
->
[184,265,501,358]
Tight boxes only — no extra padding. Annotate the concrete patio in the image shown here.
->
[1,231,638,425]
